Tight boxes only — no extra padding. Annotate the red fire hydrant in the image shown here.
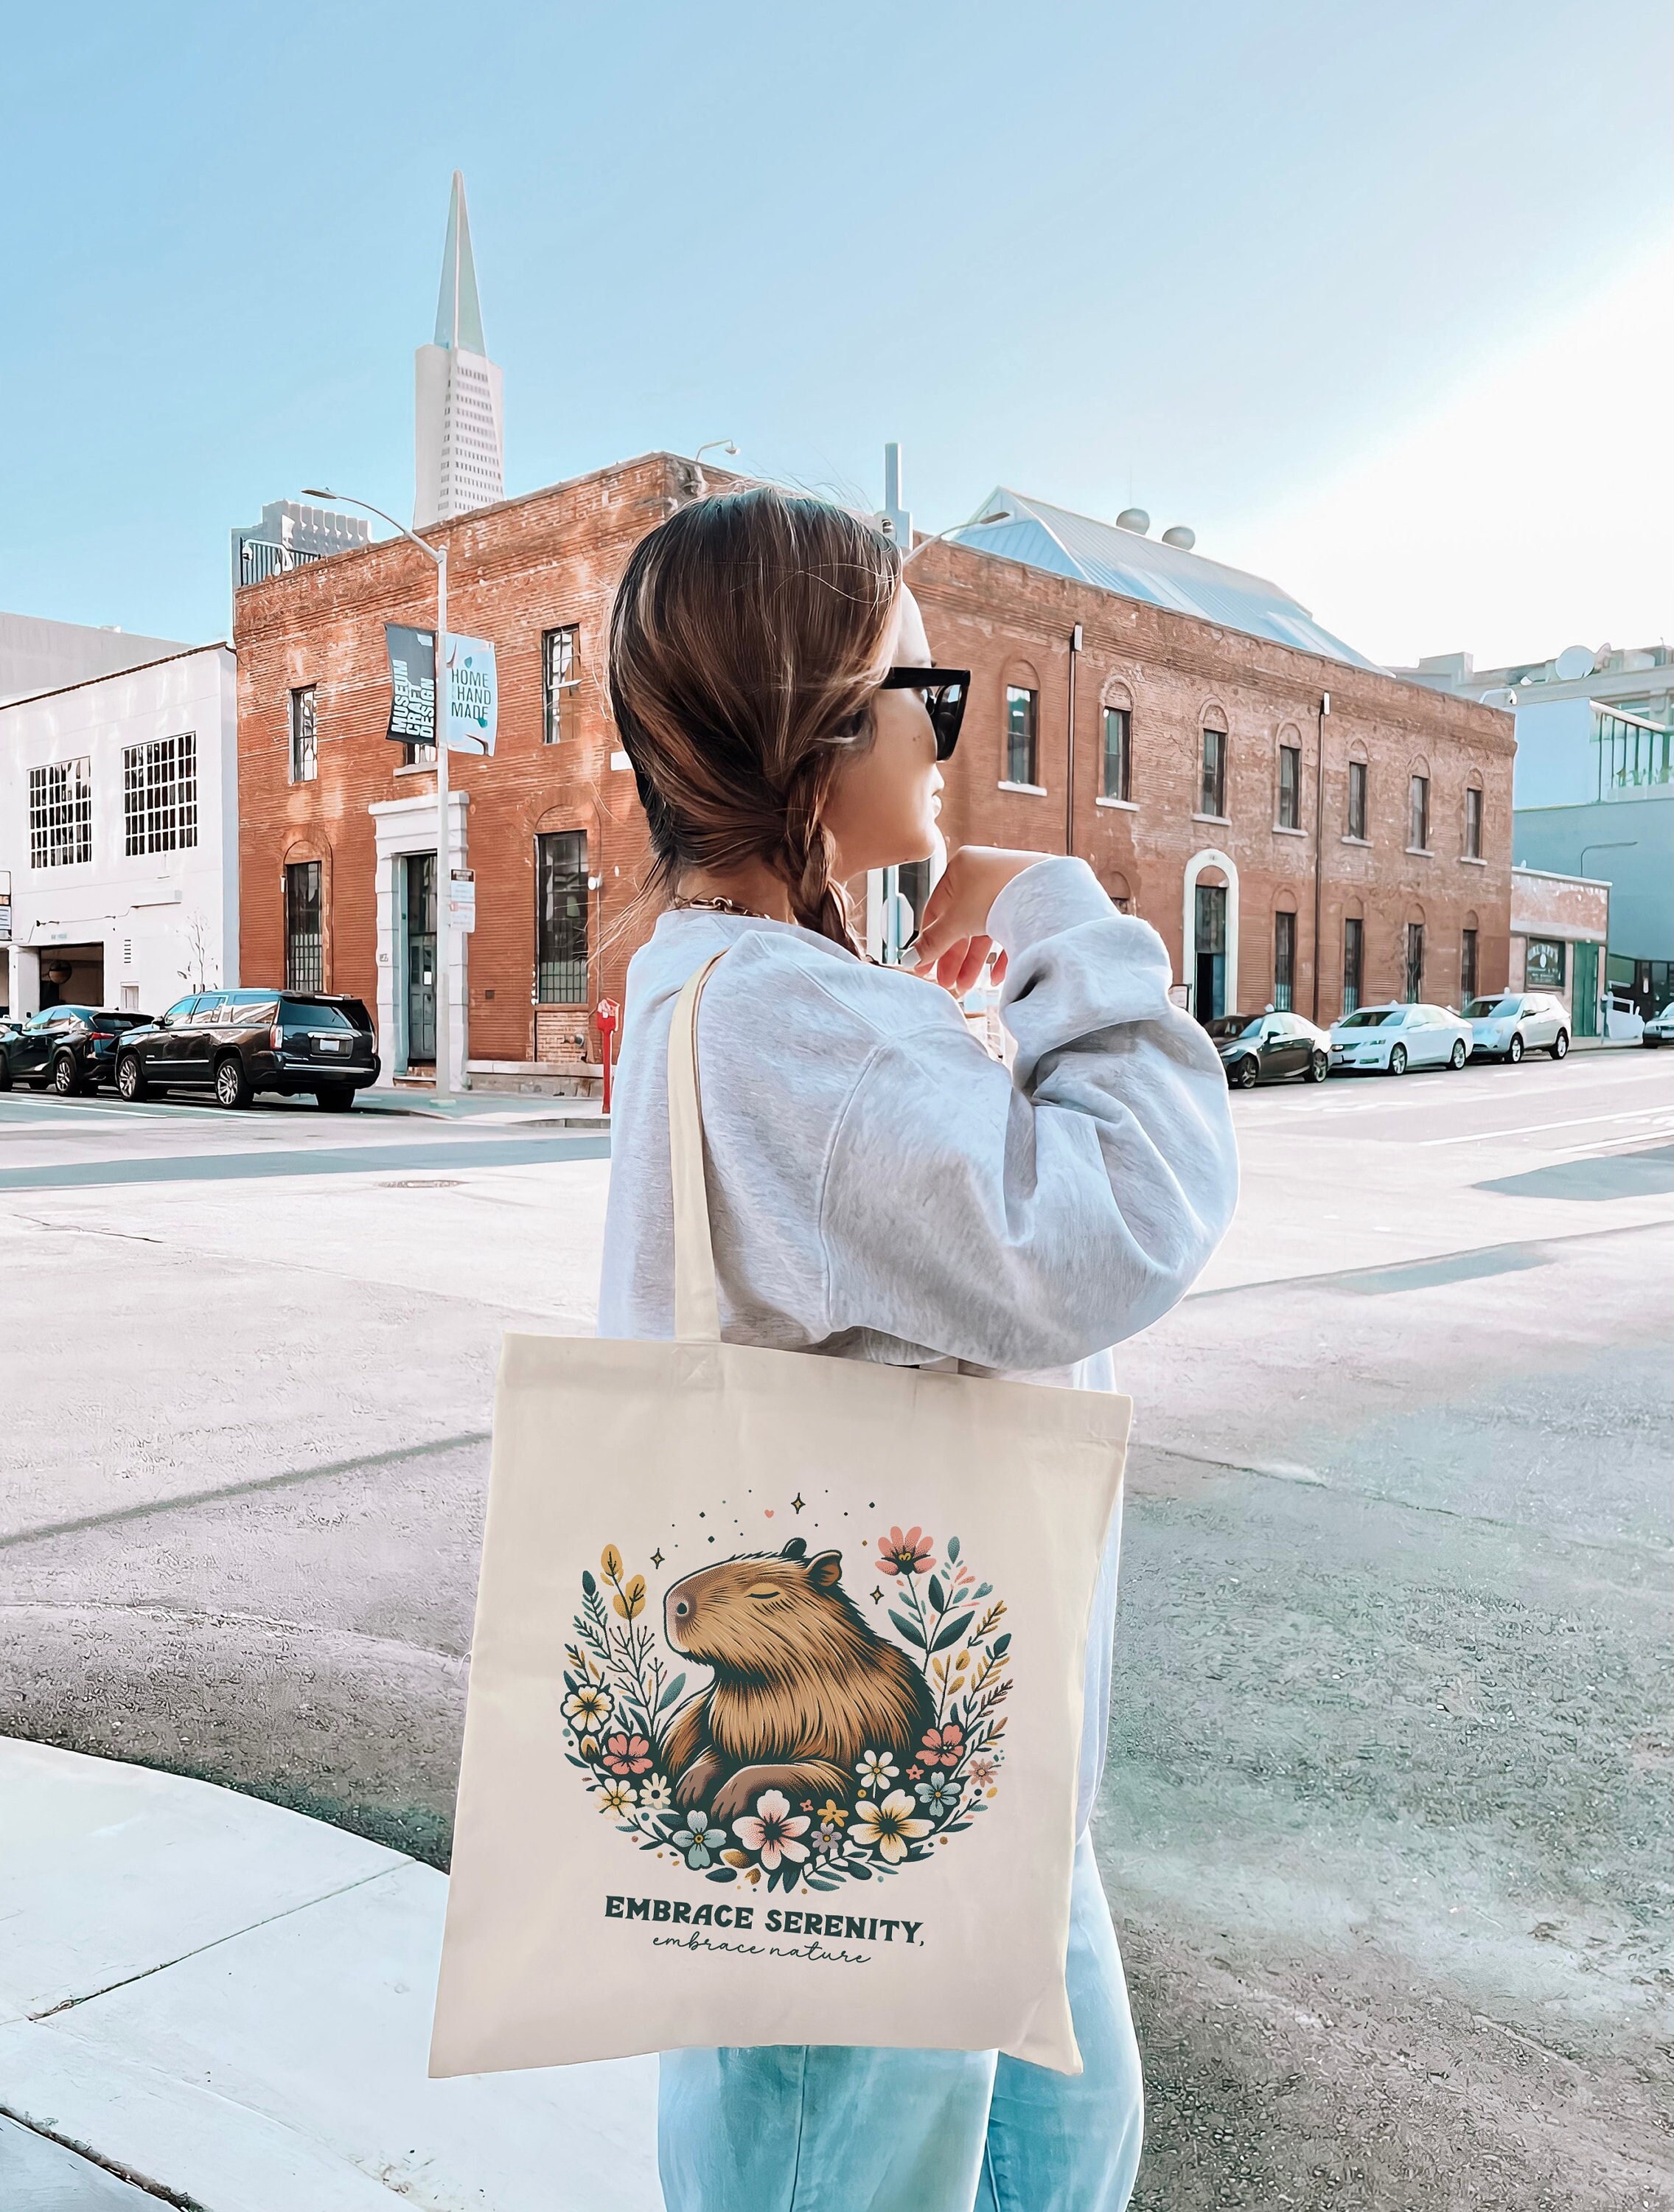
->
[596,998,621,1113]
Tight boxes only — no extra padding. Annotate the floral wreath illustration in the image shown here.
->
[562,1527,1012,1892]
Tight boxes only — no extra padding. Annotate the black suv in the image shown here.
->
[115,990,380,1109]
[0,1005,153,1095]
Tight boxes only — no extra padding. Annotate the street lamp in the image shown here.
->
[694,439,739,464]
[304,487,458,1099]
[901,509,1013,564]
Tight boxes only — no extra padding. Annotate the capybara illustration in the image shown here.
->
[662,1537,936,1825]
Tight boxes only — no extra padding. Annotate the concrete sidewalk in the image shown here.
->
[0,1739,658,2211]
[357,1090,610,1130]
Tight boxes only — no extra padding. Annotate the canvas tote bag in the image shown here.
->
[431,953,1130,2078]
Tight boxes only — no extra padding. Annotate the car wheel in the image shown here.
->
[314,1084,355,1112]
[213,1054,252,1110]
[116,1052,148,1102]
[1450,1039,1467,1070]
[1389,1045,1408,1077]
[1304,1048,1328,1083]
[1551,1030,1569,1060]
[1508,1032,1524,1064]
[1234,1056,1259,1089]
[52,1053,82,1097]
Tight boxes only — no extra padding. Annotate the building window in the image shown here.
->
[1409,773,1430,852]
[535,830,589,1003]
[1464,785,1482,859]
[285,860,323,992]
[1274,911,1296,1011]
[123,732,198,857]
[1343,917,1364,1013]
[543,627,579,745]
[1200,726,1227,816]
[290,686,318,782]
[28,757,93,869]
[1005,686,1039,785]
[1525,938,1566,990]
[1461,927,1479,1002]
[1347,758,1367,840]
[1101,706,1131,801]
[1405,922,1425,1002]
[1277,742,1301,830]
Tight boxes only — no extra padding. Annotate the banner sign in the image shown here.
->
[444,636,497,755]
[386,625,436,745]
[385,627,497,754]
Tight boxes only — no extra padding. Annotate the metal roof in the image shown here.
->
[946,487,1381,671]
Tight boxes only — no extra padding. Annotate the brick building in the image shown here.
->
[234,452,1513,1088]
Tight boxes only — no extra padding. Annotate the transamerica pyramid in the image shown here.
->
[414,173,505,526]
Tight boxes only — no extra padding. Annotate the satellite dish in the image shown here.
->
[1115,508,1151,535]
[1553,644,1593,682]
[1160,526,1196,551]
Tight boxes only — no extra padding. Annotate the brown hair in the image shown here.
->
[608,487,901,946]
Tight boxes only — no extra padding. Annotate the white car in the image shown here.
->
[1330,1002,1474,1076]
[1641,1004,1674,1048]
[1464,992,1569,1063]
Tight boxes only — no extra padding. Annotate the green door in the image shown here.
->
[1572,939,1599,1038]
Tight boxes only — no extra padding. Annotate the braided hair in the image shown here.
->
[608,487,901,949]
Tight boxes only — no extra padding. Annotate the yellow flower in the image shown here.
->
[817,1800,848,1828]
[851,1790,932,1865]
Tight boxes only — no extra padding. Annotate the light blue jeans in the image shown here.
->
[658,1834,1143,2212]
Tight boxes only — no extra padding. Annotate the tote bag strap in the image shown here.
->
[667,952,728,1343]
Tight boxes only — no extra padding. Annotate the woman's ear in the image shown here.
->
[806,1549,843,1590]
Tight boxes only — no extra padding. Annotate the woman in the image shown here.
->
[601,487,1238,2212]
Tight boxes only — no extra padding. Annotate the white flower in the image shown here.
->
[639,1774,672,1809]
[564,1683,614,1733]
[598,1779,637,1815]
[855,1748,899,1792]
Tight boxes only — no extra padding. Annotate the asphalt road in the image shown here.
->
[2,1048,1670,2208]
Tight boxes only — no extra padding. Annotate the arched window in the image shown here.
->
[1001,660,1043,788]
[1463,774,1485,860]
[1276,723,1303,830]
[1099,678,1134,802]
[1198,705,1229,819]
[1272,889,1299,1011]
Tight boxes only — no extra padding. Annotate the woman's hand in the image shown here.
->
[910,847,1044,993]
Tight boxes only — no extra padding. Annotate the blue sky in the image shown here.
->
[2,0,1667,667]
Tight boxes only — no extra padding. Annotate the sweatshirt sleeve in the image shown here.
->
[817,857,1238,1369]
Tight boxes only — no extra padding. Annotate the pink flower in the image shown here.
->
[877,1526,934,1578]
[970,1756,997,1787]
[602,1732,652,1776]
[732,1789,811,1871]
[920,1723,964,1769]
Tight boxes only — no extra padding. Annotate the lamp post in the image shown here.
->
[694,439,738,464]
[1579,840,1636,1034]
[304,488,458,1098]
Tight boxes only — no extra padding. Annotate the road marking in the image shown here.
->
[1421,1107,1673,1147]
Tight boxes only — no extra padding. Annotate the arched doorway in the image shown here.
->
[1182,849,1240,1020]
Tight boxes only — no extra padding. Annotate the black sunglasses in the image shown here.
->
[877,666,970,760]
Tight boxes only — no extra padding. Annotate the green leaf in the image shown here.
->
[946,1535,960,1564]
[705,1866,738,1883]
[927,1573,947,1613]
[931,1610,975,1653]
[581,1570,596,1598]
[990,1632,1011,1660]
[972,1582,992,1599]
[887,1607,926,1649]
[656,1672,688,1713]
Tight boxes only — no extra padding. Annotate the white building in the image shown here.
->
[414,172,505,528]
[230,499,369,595]
[1,646,237,1018]
[1,610,192,708]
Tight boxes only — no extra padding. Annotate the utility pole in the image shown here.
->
[1065,624,1083,855]
[1311,692,1330,1023]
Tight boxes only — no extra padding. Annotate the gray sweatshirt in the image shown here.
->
[598,857,1239,1831]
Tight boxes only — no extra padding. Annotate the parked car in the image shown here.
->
[0,1004,153,1094]
[1206,1009,1331,1088]
[114,990,380,1109]
[1329,1002,1474,1076]
[1640,1004,1674,1048]
[1464,992,1569,1062]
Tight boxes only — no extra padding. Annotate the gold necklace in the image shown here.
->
[670,895,775,920]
